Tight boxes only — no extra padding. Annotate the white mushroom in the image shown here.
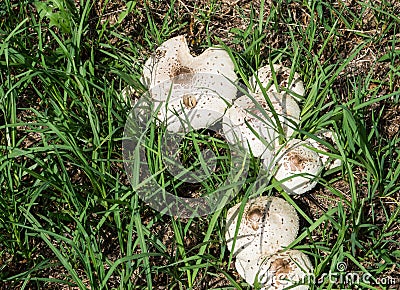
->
[266,92,300,139]
[225,196,299,261]
[251,64,305,102]
[140,35,238,132]
[157,91,229,133]
[222,92,300,158]
[271,139,323,195]
[142,35,237,102]
[307,130,342,171]
[235,250,313,289]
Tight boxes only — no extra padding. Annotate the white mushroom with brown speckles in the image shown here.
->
[270,139,324,195]
[142,35,237,101]
[225,196,299,261]
[140,35,238,132]
[235,249,314,289]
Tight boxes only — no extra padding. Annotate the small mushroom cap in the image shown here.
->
[235,250,313,289]
[223,107,276,158]
[251,64,305,102]
[225,196,299,261]
[271,139,323,195]
[263,92,300,141]
[222,94,277,158]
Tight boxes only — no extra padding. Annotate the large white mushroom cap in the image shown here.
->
[225,196,299,261]
[251,64,305,102]
[222,92,300,158]
[271,139,323,195]
[140,35,238,132]
[142,35,237,102]
[235,250,313,289]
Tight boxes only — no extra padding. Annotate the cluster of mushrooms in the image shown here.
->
[136,35,341,289]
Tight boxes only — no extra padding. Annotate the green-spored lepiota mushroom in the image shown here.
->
[225,196,299,261]
[140,35,238,132]
[222,92,300,158]
[269,139,324,195]
[141,35,237,102]
[235,249,314,289]
[142,35,237,96]
[251,64,305,102]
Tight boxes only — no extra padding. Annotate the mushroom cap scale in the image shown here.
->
[225,196,299,261]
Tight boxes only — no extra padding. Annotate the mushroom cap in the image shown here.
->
[140,36,238,132]
[157,91,229,133]
[251,64,305,102]
[222,92,300,157]
[271,139,323,195]
[225,196,299,261]
[142,35,237,102]
[307,130,342,170]
[142,35,193,90]
[189,47,238,99]
[235,250,313,289]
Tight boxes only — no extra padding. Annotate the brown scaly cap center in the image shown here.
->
[276,71,287,87]
[287,151,310,171]
[174,66,193,76]
[271,257,292,278]
[170,65,194,84]
[245,206,264,230]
